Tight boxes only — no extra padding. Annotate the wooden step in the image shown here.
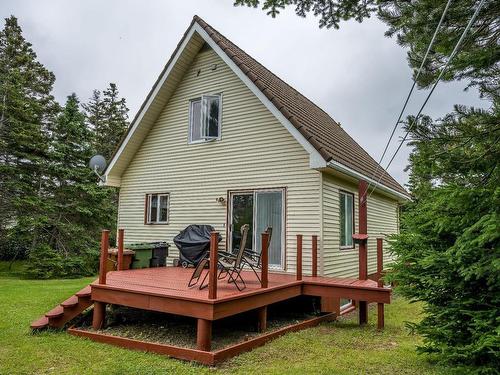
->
[30,316,49,330]
[75,285,91,298]
[31,284,93,330]
[45,305,64,319]
[61,295,79,308]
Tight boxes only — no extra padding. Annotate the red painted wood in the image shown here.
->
[69,312,336,365]
[377,238,383,287]
[358,180,368,326]
[60,295,79,308]
[312,235,318,277]
[257,306,267,332]
[296,234,302,281]
[211,312,336,364]
[208,232,218,300]
[358,180,368,280]
[75,285,91,298]
[30,316,49,329]
[45,305,64,318]
[197,318,212,351]
[99,230,110,285]
[377,303,385,329]
[261,232,269,288]
[68,327,215,365]
[117,228,124,271]
[92,301,106,330]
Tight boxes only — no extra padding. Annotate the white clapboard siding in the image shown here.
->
[117,46,321,272]
[321,173,399,277]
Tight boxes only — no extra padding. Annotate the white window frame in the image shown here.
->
[188,93,222,144]
[339,190,355,249]
[146,193,170,224]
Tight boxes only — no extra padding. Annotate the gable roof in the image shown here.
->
[105,15,408,199]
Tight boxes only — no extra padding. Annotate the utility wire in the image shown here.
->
[367,0,486,199]
[364,0,453,197]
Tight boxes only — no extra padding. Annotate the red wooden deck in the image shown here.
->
[91,267,390,321]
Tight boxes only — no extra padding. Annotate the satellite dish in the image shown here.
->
[89,155,107,182]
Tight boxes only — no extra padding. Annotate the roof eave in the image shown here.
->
[327,160,410,202]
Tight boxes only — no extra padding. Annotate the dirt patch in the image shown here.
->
[75,296,323,351]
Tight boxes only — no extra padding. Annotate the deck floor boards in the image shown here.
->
[93,267,383,303]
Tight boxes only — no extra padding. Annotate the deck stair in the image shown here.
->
[30,285,93,330]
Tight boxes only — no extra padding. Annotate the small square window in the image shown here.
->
[146,193,169,224]
[340,191,354,248]
[189,94,221,143]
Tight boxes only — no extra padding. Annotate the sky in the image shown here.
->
[1,0,487,187]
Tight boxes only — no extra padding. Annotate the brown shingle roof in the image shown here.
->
[194,16,407,196]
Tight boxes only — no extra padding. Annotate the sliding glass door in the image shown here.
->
[230,189,284,268]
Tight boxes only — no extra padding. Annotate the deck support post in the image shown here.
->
[92,301,106,330]
[117,228,124,271]
[257,306,267,332]
[377,238,385,329]
[196,318,212,351]
[358,180,368,325]
[296,234,302,281]
[312,235,318,277]
[261,232,269,288]
[99,230,110,285]
[321,297,340,317]
[209,232,218,300]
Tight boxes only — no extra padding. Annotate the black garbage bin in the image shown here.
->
[173,225,222,267]
[128,241,169,268]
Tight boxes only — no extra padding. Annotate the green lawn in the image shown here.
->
[0,262,450,374]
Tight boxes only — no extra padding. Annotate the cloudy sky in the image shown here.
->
[1,0,486,187]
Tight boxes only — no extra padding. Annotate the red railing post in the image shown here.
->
[312,235,318,277]
[377,238,384,287]
[208,232,218,300]
[99,230,109,284]
[117,228,124,271]
[358,180,368,280]
[376,237,385,329]
[296,234,303,281]
[261,231,269,288]
[358,180,368,326]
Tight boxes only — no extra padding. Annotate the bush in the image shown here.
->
[25,244,99,279]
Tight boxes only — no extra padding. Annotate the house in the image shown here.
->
[103,15,409,279]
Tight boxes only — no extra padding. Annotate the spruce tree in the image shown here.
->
[236,1,499,371]
[0,16,59,260]
[84,83,129,161]
[25,94,116,278]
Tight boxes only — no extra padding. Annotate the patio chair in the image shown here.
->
[187,224,249,291]
[242,227,272,283]
[187,256,210,288]
[217,224,250,291]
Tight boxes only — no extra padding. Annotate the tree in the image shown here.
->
[0,15,59,260]
[389,106,500,372]
[235,0,500,371]
[235,0,499,95]
[84,83,129,162]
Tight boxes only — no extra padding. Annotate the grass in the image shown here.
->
[0,261,451,375]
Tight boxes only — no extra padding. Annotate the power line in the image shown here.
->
[365,0,453,196]
[367,0,486,199]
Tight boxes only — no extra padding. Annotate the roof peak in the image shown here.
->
[191,16,407,196]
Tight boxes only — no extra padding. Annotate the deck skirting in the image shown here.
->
[68,312,336,365]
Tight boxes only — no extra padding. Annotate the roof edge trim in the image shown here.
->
[327,160,410,201]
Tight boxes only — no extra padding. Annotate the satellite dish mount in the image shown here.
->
[89,155,107,183]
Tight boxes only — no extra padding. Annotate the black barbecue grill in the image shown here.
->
[173,225,222,267]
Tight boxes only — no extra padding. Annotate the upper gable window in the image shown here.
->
[189,94,221,143]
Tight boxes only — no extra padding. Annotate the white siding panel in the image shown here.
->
[321,173,399,277]
[117,47,320,272]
